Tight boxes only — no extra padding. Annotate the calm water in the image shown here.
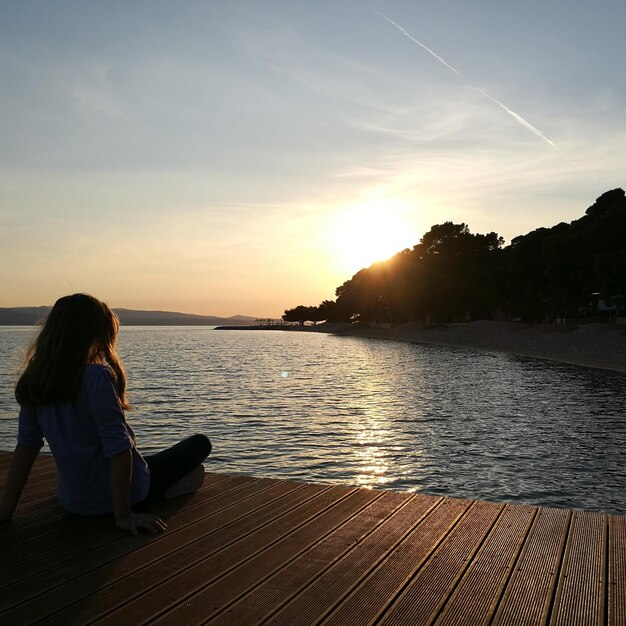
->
[1,326,625,515]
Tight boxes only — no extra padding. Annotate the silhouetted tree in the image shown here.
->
[317,299,344,323]
[507,188,626,320]
[507,227,551,320]
[335,263,391,324]
[282,305,318,326]
[412,222,504,322]
[285,188,625,325]
[582,189,626,314]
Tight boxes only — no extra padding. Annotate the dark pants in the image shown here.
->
[139,434,211,506]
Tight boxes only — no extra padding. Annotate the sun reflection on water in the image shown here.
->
[2,327,626,514]
[355,447,390,488]
[350,404,397,489]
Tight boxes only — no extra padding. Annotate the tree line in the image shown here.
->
[283,188,626,325]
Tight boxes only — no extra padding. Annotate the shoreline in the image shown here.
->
[341,321,626,374]
[218,320,626,373]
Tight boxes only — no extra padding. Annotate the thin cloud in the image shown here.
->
[73,87,123,118]
[368,6,558,150]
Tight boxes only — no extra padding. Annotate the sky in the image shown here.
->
[1,0,625,317]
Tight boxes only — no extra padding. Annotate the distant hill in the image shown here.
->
[0,306,258,326]
[0,307,50,325]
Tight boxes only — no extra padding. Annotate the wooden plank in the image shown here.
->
[1,454,59,523]
[322,496,472,626]
[379,499,504,625]
[0,474,243,590]
[1,473,235,565]
[0,464,63,534]
[112,487,381,625]
[207,490,422,626]
[0,501,66,534]
[8,460,57,496]
[31,481,338,624]
[1,470,227,547]
[22,456,57,477]
[2,513,121,564]
[12,500,62,523]
[2,450,624,626]
[435,504,537,626]
[609,514,626,626]
[11,482,59,509]
[2,476,308,619]
[15,467,58,490]
[492,506,571,626]
[0,452,56,482]
[550,511,606,626]
[254,492,441,626]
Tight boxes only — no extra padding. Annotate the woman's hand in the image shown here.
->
[115,512,167,535]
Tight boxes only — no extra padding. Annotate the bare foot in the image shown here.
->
[164,464,206,499]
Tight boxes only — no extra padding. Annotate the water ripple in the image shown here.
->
[1,326,625,514]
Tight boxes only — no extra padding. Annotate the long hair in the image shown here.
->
[15,294,129,409]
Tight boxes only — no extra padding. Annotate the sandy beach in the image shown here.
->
[318,320,626,373]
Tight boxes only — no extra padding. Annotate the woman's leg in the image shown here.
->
[142,434,211,504]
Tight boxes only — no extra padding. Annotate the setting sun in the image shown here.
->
[328,200,417,275]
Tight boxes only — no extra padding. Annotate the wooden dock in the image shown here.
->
[1,451,624,625]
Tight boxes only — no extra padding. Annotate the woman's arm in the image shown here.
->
[0,444,40,522]
[109,449,167,535]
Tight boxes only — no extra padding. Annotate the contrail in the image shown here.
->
[369,6,558,150]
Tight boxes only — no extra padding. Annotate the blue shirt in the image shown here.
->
[17,364,150,515]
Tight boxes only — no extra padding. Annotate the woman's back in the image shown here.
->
[18,364,150,515]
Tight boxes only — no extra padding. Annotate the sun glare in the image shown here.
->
[329,200,416,275]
